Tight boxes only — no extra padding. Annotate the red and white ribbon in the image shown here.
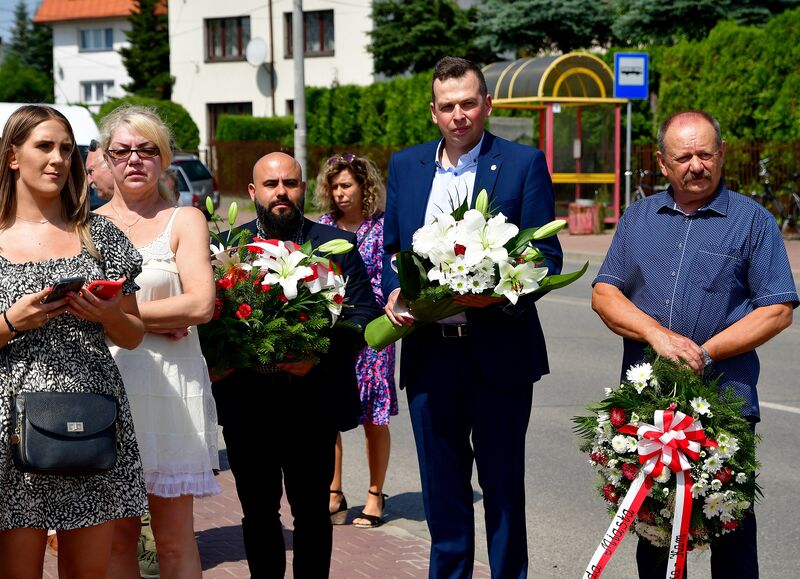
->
[584,410,715,579]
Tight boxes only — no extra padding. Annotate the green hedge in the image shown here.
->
[216,114,294,146]
[96,96,199,151]
[659,7,800,141]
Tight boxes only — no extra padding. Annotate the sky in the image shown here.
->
[0,0,41,46]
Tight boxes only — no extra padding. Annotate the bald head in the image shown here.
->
[248,152,305,237]
[252,152,303,184]
[86,148,115,200]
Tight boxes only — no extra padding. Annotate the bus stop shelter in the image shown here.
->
[483,53,628,225]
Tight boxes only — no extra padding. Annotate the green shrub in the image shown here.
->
[216,114,294,146]
[96,96,199,151]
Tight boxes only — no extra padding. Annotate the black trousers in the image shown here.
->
[216,372,337,579]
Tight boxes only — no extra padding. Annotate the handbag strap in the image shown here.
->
[356,218,379,251]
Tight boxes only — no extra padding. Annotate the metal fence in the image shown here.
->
[210,141,398,197]
[632,142,800,196]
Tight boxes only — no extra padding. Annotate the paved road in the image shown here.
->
[339,260,800,579]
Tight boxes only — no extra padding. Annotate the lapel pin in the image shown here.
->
[491,164,497,171]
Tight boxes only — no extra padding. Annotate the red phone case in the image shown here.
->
[86,279,123,300]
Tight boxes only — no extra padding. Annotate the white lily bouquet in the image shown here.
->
[199,201,355,372]
[365,190,587,350]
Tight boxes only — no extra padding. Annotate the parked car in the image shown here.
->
[170,154,220,218]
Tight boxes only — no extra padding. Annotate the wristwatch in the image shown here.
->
[700,346,714,369]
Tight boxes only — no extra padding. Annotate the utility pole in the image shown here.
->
[292,0,307,180]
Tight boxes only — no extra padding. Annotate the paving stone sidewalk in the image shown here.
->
[42,467,491,578]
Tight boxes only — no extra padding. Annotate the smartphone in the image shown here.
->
[41,276,86,304]
[86,279,124,300]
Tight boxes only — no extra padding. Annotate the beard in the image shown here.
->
[255,196,304,239]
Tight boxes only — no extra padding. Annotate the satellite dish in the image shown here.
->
[246,37,268,67]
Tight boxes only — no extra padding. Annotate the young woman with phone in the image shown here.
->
[0,105,146,577]
[95,106,218,579]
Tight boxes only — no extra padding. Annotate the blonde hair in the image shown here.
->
[0,105,97,257]
[314,154,386,219]
[99,105,175,201]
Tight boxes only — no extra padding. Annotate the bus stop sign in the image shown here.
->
[614,53,649,100]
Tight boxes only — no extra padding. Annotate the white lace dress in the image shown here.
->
[109,208,220,497]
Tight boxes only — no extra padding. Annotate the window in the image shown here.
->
[81,81,114,104]
[79,28,114,52]
[284,10,334,57]
[205,16,251,62]
[207,102,253,143]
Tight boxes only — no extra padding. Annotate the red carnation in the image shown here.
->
[213,298,223,320]
[638,506,655,524]
[602,484,620,504]
[610,407,627,427]
[262,283,271,294]
[236,304,252,319]
[278,294,288,303]
[714,467,733,484]
[454,243,466,256]
[332,293,344,305]
[622,463,639,481]
[299,312,309,322]
[247,245,264,254]
[722,520,739,532]
[216,277,233,290]
[589,451,609,465]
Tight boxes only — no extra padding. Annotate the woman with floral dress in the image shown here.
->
[315,154,397,528]
[0,105,147,577]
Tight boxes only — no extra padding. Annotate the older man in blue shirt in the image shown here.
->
[592,110,798,579]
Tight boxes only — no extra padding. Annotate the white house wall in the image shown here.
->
[52,18,132,112]
[169,0,374,158]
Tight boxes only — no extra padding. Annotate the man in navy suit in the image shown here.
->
[212,152,379,578]
[382,57,563,578]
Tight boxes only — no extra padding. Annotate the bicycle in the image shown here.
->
[625,169,667,203]
[750,158,786,225]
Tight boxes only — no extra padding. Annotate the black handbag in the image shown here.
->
[11,391,118,476]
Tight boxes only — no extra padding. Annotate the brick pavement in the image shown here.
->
[42,466,491,578]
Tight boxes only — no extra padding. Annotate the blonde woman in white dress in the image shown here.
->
[96,106,219,579]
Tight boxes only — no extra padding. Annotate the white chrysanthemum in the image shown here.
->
[612,435,629,453]
[653,469,672,484]
[738,500,751,510]
[703,493,724,518]
[634,521,670,548]
[625,437,638,453]
[710,479,723,491]
[626,362,653,385]
[703,455,722,474]
[607,459,618,468]
[630,412,640,425]
[597,411,610,425]
[604,387,613,397]
[717,433,730,445]
[607,467,623,485]
[662,487,670,497]
[691,480,709,499]
[690,396,712,415]
[735,472,748,484]
[720,500,737,517]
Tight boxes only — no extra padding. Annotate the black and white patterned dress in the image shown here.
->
[0,215,148,530]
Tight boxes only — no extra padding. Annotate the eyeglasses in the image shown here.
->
[106,147,160,160]
[327,153,356,166]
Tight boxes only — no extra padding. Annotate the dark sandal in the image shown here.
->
[353,490,387,528]
[330,489,348,525]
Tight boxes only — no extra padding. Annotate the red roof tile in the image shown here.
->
[34,0,166,24]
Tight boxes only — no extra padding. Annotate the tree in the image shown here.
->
[612,0,800,46]
[476,0,614,55]
[368,0,495,77]
[0,55,53,103]
[119,0,172,99]
[2,0,53,102]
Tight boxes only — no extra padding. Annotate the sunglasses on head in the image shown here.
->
[327,153,356,166]
[89,139,100,152]
[106,147,160,160]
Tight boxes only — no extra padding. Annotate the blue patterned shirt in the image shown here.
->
[594,183,799,420]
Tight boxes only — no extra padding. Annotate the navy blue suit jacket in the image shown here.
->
[213,218,380,432]
[383,132,563,388]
